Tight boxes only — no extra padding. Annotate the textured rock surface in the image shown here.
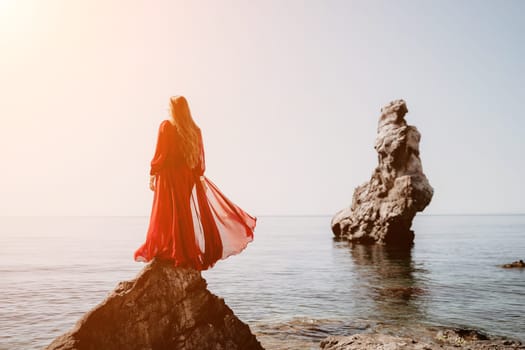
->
[46,259,263,350]
[320,331,524,350]
[332,100,433,244]
[320,334,433,350]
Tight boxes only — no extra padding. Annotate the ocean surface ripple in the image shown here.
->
[0,215,524,350]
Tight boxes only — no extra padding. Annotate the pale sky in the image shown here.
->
[1,0,524,216]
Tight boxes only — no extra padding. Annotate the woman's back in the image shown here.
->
[150,120,204,175]
[135,96,255,271]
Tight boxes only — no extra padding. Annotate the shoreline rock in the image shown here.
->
[320,328,524,350]
[46,259,264,350]
[332,100,433,245]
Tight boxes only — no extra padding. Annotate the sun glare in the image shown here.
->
[0,0,37,34]
[0,0,16,15]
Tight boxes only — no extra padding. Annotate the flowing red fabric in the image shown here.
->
[134,120,256,270]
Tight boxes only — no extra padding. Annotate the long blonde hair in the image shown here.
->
[170,96,200,168]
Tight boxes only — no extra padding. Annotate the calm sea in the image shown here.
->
[0,215,524,349]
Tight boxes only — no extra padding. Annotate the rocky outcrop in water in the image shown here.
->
[46,259,263,350]
[320,329,523,350]
[321,333,432,350]
[502,259,525,268]
[332,100,433,245]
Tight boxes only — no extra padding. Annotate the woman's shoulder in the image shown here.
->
[159,119,175,130]
[161,119,174,126]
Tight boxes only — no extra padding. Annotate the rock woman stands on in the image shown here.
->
[135,96,256,270]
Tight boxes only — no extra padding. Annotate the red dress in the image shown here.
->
[134,120,256,270]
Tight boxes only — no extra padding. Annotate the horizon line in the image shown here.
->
[1,213,525,218]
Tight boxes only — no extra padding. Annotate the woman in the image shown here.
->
[134,96,256,270]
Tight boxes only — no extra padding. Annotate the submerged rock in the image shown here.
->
[320,334,432,350]
[321,330,523,350]
[46,259,263,350]
[332,100,433,245]
[435,328,489,344]
[502,260,525,268]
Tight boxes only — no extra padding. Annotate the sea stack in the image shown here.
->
[331,100,433,245]
[46,259,264,350]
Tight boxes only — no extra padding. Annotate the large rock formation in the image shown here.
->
[46,259,264,350]
[332,100,433,244]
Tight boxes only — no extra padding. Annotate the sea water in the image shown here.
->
[0,215,524,349]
